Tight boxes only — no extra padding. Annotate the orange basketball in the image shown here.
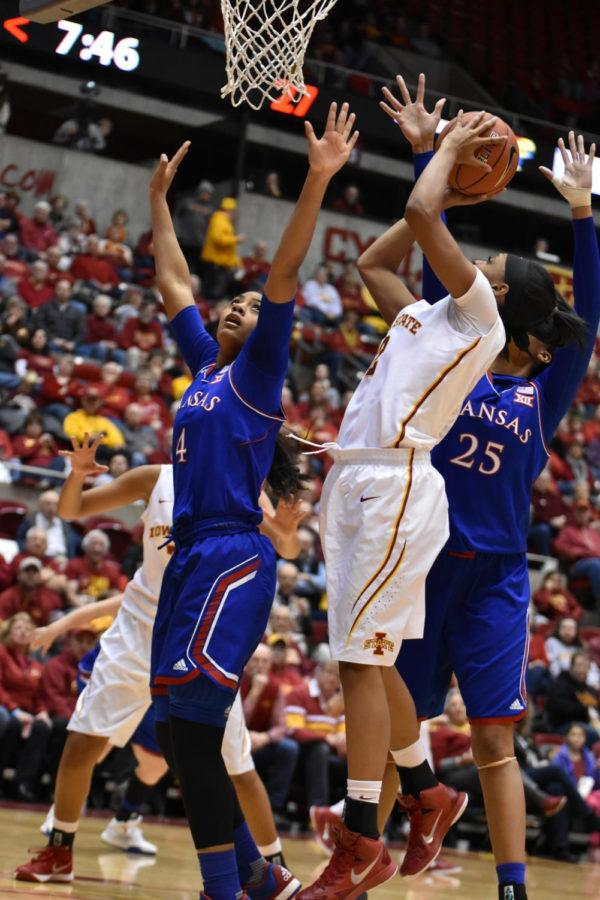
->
[436,111,520,196]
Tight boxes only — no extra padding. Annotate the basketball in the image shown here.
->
[436,111,520,196]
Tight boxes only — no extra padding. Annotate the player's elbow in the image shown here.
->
[405,194,436,227]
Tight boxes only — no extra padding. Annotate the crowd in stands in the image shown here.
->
[2,175,600,860]
[115,0,599,131]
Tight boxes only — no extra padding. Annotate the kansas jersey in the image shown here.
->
[337,269,505,450]
[432,216,600,553]
[169,297,294,533]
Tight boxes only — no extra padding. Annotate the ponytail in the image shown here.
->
[267,431,308,500]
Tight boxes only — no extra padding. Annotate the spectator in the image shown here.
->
[96,361,132,418]
[12,412,64,483]
[131,370,169,429]
[0,612,52,801]
[241,644,299,818]
[53,116,112,153]
[0,191,19,236]
[0,557,62,626]
[118,403,158,466]
[334,260,370,317]
[174,179,214,269]
[554,499,600,609]
[530,467,572,556]
[33,278,86,353]
[43,628,98,721]
[20,201,58,258]
[553,722,600,793]
[17,260,53,309]
[294,527,326,610]
[66,529,122,604]
[534,572,583,622]
[0,330,20,390]
[264,172,283,199]
[545,651,600,746]
[48,195,68,231]
[148,426,173,465]
[45,244,68,287]
[546,618,600,686]
[200,197,245,300]
[11,528,71,603]
[332,184,365,216]
[78,293,125,364]
[1,232,28,280]
[95,451,130,485]
[18,328,54,379]
[70,234,119,290]
[17,490,79,559]
[284,661,346,811]
[241,241,271,291]
[301,266,343,326]
[63,386,125,452]
[0,252,17,299]
[119,298,164,368]
[40,353,79,422]
[105,209,129,244]
[73,200,96,237]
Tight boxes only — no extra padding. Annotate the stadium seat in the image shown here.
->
[0,501,28,540]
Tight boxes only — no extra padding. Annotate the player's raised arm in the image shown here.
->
[58,434,159,519]
[404,110,504,299]
[264,102,359,303]
[31,596,123,654]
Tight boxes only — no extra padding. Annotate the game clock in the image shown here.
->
[55,20,140,72]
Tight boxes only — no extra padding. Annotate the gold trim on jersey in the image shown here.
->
[349,540,407,638]
[350,448,415,615]
[394,337,482,447]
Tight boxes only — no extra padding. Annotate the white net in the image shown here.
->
[220,0,339,110]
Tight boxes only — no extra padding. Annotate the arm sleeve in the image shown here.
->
[413,151,448,303]
[169,305,218,376]
[536,217,600,439]
[231,294,295,413]
[450,267,500,334]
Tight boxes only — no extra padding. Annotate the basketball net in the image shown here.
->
[220,0,339,110]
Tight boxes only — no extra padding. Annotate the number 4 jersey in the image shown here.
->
[337,268,506,452]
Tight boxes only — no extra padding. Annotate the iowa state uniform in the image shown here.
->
[151,298,294,727]
[397,156,600,721]
[322,270,505,665]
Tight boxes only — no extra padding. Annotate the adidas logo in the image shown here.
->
[509,699,524,711]
[173,658,188,672]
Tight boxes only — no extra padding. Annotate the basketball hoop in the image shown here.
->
[220,0,339,110]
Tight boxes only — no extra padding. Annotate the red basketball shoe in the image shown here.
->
[398,784,468,878]
[310,804,341,855]
[244,862,301,898]
[15,845,74,883]
[297,821,397,898]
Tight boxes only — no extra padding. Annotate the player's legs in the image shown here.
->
[447,552,530,899]
[54,732,109,830]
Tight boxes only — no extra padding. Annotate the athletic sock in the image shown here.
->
[116,773,155,821]
[259,837,286,868]
[233,820,267,885]
[496,861,526,884]
[343,780,382,840]
[330,798,345,816]
[48,818,78,850]
[199,848,242,900]
[392,740,438,799]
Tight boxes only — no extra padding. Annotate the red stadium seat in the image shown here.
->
[0,501,28,539]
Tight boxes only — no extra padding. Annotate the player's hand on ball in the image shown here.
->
[150,141,191,196]
[380,72,446,152]
[305,102,359,178]
[539,131,595,208]
[442,110,506,169]
[59,433,109,477]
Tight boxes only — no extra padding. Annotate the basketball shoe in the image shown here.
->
[243,862,301,898]
[309,805,339,854]
[398,784,468,878]
[15,845,74,883]
[297,821,397,898]
[101,814,157,854]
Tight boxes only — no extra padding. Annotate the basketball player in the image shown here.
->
[149,103,358,900]
[15,437,305,884]
[376,77,597,900]
[297,108,576,898]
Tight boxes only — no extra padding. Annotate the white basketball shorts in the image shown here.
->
[69,605,255,772]
[321,448,449,666]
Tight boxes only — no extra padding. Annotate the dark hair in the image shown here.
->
[570,650,590,669]
[530,294,588,352]
[266,432,308,500]
[553,616,581,644]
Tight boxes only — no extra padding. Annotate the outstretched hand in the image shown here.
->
[539,131,595,208]
[150,141,191,197]
[380,72,446,151]
[305,102,359,178]
[59,433,108,477]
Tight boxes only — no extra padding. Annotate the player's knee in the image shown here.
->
[134,749,169,784]
[62,731,108,768]
[470,722,515,765]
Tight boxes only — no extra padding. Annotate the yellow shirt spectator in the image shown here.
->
[201,198,242,269]
[63,390,125,450]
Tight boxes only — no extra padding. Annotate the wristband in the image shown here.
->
[550,175,591,209]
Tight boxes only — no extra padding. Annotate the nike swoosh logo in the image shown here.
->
[421,810,442,844]
[350,853,380,885]
[360,495,380,503]
[158,499,170,503]
[52,864,71,873]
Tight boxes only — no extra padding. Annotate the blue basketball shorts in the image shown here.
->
[151,530,276,728]
[396,548,530,723]
[130,705,161,755]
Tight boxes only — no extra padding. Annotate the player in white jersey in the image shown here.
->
[16,435,304,885]
[298,107,562,898]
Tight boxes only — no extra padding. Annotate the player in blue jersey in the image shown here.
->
[373,74,598,900]
[148,104,359,900]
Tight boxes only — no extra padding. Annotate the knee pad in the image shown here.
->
[169,673,235,728]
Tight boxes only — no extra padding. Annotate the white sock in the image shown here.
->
[347,779,382,804]
[53,817,79,833]
[258,838,282,857]
[330,799,345,816]
[391,738,427,769]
